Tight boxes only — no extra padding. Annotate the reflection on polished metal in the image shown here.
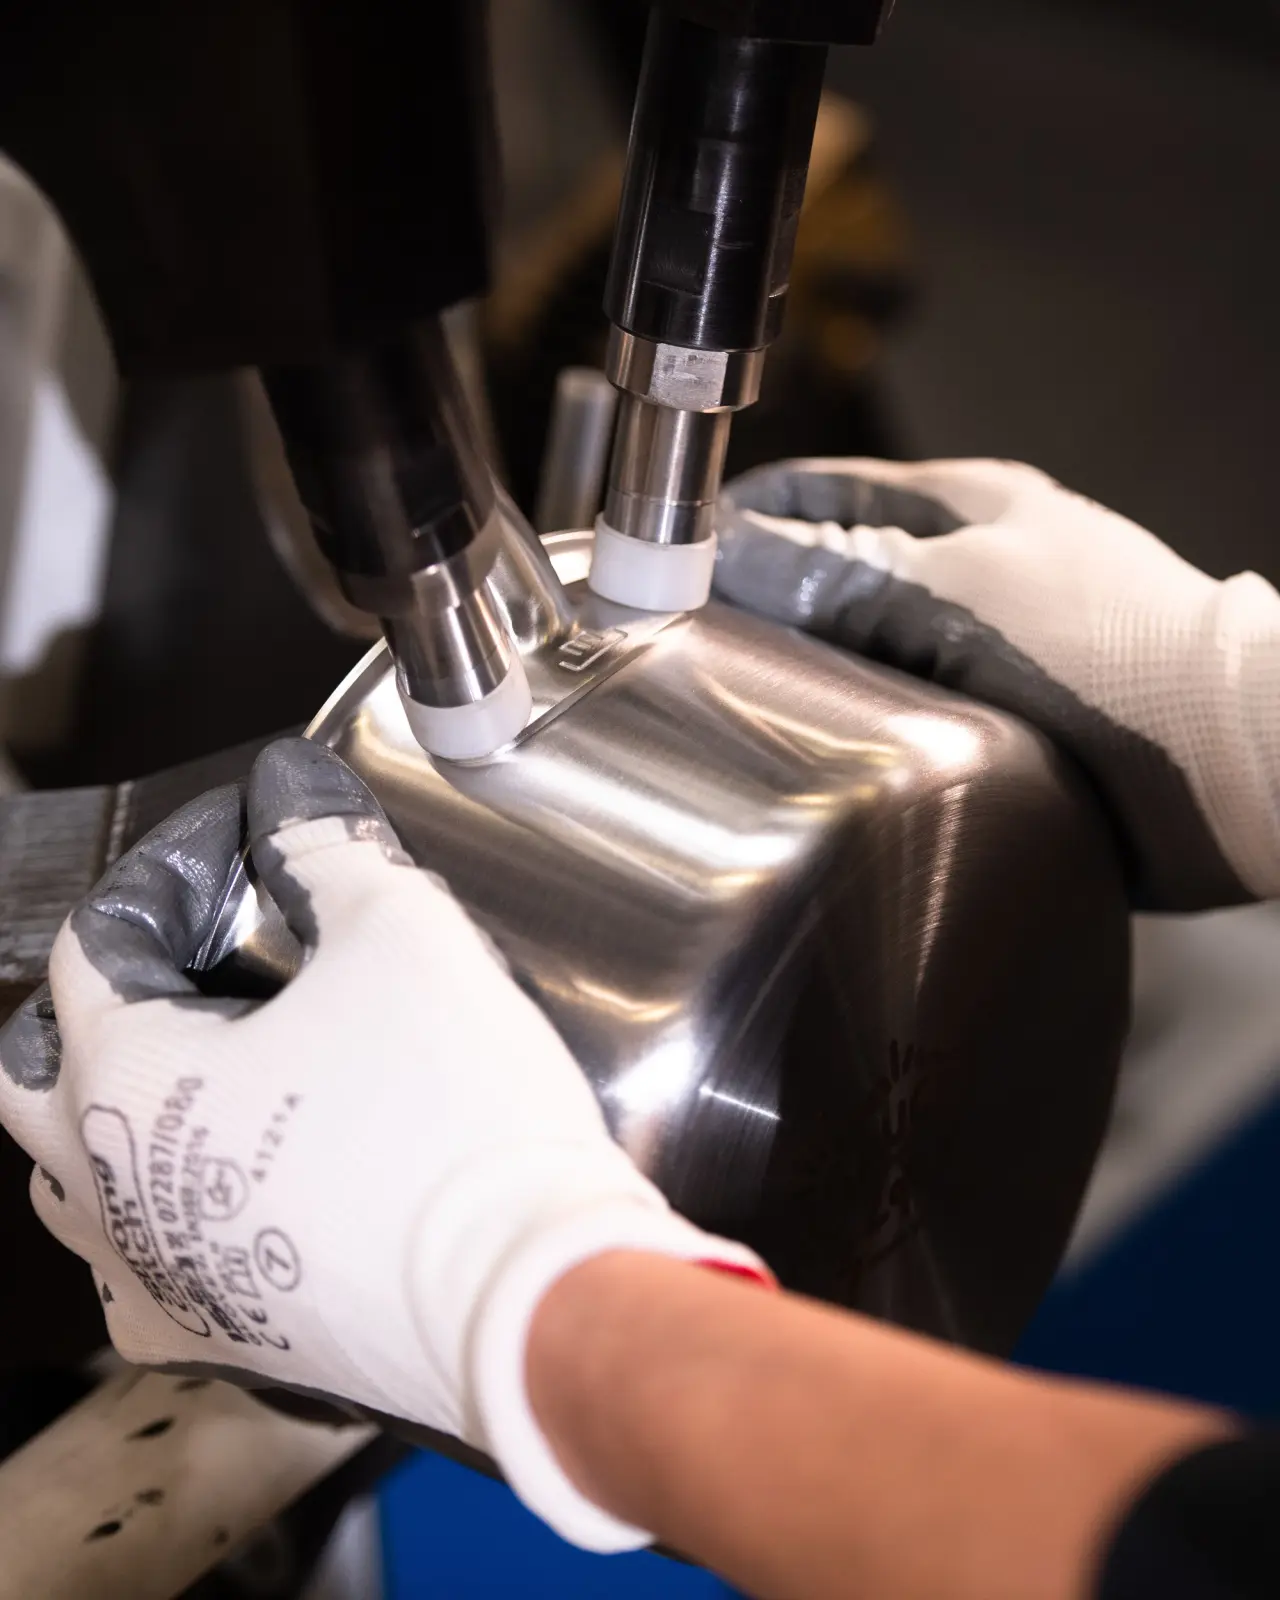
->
[387,582,511,710]
[203,529,1131,1358]
[603,395,731,546]
[534,369,618,536]
[487,485,578,653]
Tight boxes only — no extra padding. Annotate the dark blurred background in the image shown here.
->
[831,0,1279,582]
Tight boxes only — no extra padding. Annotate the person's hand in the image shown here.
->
[0,737,767,1551]
[716,458,1280,911]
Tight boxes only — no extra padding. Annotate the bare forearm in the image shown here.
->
[527,1252,1233,1600]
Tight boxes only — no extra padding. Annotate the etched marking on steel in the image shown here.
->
[555,629,625,674]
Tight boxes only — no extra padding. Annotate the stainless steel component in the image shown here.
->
[261,319,520,755]
[606,328,765,413]
[603,396,731,546]
[388,582,511,710]
[534,368,618,534]
[487,485,578,653]
[353,498,549,753]
[203,530,1131,1357]
[597,331,766,567]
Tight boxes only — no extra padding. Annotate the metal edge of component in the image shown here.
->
[321,529,685,763]
[194,528,679,972]
[605,326,765,413]
[459,605,680,761]
[302,529,602,746]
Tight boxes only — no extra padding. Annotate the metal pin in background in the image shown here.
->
[534,367,618,534]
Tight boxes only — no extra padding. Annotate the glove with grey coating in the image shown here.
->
[0,737,768,1552]
[716,457,1280,911]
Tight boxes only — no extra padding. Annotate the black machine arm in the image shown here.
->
[0,1,894,744]
[588,0,895,609]
[0,3,494,374]
[0,2,520,753]
[658,0,893,43]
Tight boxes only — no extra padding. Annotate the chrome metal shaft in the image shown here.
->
[603,395,731,547]
[263,317,535,756]
[535,368,618,534]
[385,582,513,710]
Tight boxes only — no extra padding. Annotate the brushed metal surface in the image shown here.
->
[206,531,1130,1355]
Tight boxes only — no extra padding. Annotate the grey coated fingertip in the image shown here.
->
[0,983,61,1091]
[827,570,1251,911]
[248,739,385,848]
[252,833,319,949]
[713,523,891,632]
[713,525,832,625]
[723,467,965,541]
[249,813,414,954]
[70,784,246,1003]
[248,740,414,952]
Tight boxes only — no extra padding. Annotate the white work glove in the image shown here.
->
[0,737,769,1552]
[716,457,1280,911]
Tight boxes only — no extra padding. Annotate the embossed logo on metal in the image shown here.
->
[555,628,626,674]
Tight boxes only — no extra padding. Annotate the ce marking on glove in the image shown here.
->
[199,1159,249,1222]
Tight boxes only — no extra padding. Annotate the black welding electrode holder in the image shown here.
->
[604,17,829,355]
[590,10,830,610]
[263,320,531,761]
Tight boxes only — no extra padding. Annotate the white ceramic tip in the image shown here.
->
[587,517,717,612]
[399,655,533,761]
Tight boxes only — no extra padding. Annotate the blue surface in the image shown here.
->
[1016,1083,1280,1417]
[382,1085,1280,1594]
[380,1447,738,1598]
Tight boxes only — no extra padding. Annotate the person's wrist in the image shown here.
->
[465,1191,769,1551]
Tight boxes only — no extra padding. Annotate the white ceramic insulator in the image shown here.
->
[587,517,717,612]
[399,654,533,760]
